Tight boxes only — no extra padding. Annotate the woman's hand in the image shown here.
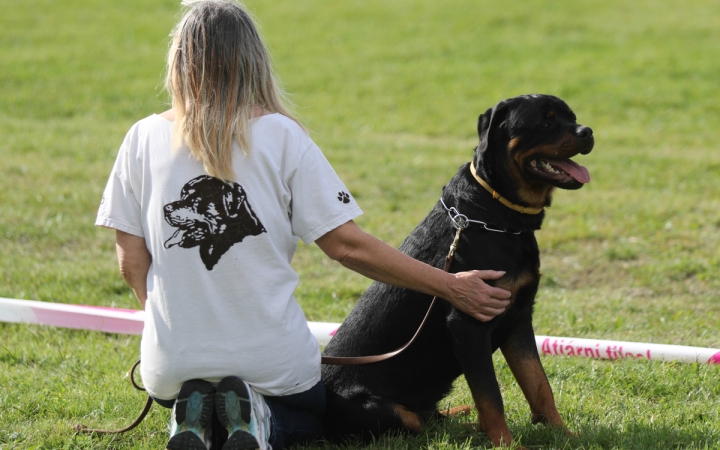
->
[315,220,511,321]
[445,270,511,321]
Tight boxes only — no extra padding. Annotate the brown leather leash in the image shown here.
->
[320,226,462,365]
[74,360,154,434]
[75,226,465,435]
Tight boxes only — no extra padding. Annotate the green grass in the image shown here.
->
[1,0,720,448]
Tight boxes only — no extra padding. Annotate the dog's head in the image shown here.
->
[163,175,266,270]
[473,94,593,208]
[163,176,246,247]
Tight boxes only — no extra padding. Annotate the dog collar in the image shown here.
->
[469,161,544,215]
[440,197,530,234]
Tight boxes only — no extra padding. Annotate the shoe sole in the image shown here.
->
[167,379,215,450]
[222,430,260,450]
[216,377,258,450]
[166,430,209,450]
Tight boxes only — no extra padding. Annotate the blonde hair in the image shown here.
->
[166,0,303,182]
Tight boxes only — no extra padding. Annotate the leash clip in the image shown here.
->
[450,212,469,230]
[440,198,469,230]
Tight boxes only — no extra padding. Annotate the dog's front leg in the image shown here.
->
[500,317,568,432]
[449,317,513,447]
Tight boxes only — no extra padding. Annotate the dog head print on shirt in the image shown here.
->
[163,175,266,270]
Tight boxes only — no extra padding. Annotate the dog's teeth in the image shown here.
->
[534,159,564,175]
[539,160,560,174]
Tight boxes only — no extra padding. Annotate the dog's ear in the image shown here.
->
[221,182,246,218]
[476,107,495,157]
[180,175,210,200]
[476,101,513,155]
[475,101,511,171]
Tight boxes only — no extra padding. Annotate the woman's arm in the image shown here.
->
[315,220,512,322]
[115,230,152,309]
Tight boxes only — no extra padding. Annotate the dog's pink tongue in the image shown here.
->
[548,159,590,183]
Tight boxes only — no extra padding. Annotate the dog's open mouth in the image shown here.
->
[528,157,590,184]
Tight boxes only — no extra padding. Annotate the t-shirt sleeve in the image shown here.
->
[95,126,145,237]
[288,142,362,244]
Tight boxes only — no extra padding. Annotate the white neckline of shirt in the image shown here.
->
[153,112,280,125]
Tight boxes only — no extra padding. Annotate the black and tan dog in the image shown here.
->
[321,94,593,447]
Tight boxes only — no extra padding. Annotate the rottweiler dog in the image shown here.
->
[322,94,593,448]
[163,175,266,270]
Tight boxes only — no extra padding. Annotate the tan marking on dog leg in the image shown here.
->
[464,380,514,447]
[473,397,513,447]
[392,404,424,433]
[439,405,474,417]
[501,346,568,432]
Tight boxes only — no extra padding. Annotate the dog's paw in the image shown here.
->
[439,405,474,417]
[532,413,574,438]
[337,191,351,203]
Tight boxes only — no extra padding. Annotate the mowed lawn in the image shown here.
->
[1,0,719,448]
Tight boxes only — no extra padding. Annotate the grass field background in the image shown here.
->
[1,0,719,448]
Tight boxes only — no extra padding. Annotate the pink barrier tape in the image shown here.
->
[2,298,718,365]
[708,351,720,365]
[308,324,720,365]
[537,336,720,365]
[0,298,144,335]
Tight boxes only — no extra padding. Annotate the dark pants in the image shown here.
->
[153,380,325,449]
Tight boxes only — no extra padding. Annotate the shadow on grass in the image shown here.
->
[301,417,719,450]
[567,421,719,450]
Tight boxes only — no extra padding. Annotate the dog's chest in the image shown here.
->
[455,228,539,268]
[452,228,541,306]
[495,270,538,303]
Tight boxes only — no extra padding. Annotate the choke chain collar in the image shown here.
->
[440,197,531,235]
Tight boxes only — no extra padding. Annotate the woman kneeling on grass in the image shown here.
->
[96,1,511,449]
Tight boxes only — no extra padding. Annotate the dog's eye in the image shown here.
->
[541,122,553,129]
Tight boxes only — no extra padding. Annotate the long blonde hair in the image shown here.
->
[166,0,303,182]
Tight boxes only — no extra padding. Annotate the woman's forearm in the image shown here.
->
[333,228,453,299]
[315,221,511,321]
[115,230,152,309]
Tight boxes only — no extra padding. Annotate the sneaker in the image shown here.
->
[215,376,271,450]
[167,379,215,450]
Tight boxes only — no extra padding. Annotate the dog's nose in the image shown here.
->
[576,126,593,139]
[576,126,594,154]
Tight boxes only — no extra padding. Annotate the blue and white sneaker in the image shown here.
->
[167,379,215,450]
[215,376,271,450]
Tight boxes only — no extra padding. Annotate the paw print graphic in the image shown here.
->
[337,191,351,204]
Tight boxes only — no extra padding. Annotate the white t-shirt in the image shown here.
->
[96,113,362,400]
